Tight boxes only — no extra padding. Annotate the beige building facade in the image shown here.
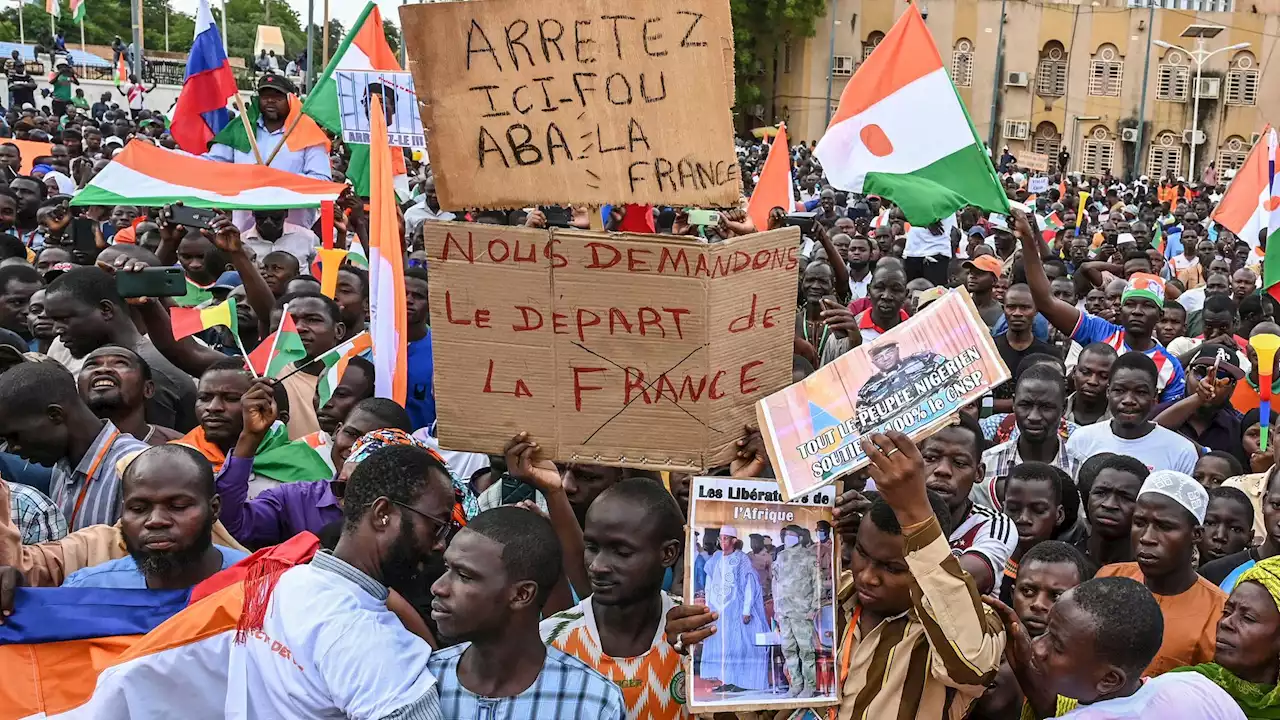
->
[769,0,1280,181]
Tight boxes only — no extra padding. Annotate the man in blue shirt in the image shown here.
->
[62,444,246,589]
[1015,210,1186,404]
[404,267,436,431]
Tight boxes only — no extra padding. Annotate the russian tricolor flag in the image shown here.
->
[0,534,318,718]
[170,0,238,155]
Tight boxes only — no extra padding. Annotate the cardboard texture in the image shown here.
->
[425,223,800,470]
[400,0,740,209]
[757,288,1012,500]
[1015,150,1050,173]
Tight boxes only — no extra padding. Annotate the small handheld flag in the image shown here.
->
[169,298,237,340]
[1252,333,1280,452]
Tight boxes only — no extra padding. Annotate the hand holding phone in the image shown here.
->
[116,267,187,299]
[166,204,219,230]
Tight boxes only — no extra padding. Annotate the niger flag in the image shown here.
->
[746,123,794,232]
[368,94,407,404]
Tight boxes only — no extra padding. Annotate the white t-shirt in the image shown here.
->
[1065,422,1199,474]
[903,215,955,258]
[1178,286,1207,314]
[948,504,1017,581]
[1169,254,1198,274]
[226,557,439,719]
[1060,672,1245,719]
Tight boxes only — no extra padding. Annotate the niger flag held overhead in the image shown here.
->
[814,3,1008,225]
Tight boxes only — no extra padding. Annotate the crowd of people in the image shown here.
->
[0,39,1274,720]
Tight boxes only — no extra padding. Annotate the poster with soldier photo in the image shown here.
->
[684,476,838,713]
[756,287,1011,500]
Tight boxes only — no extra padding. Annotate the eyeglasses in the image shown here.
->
[390,499,454,544]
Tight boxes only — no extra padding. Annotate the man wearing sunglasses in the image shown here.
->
[1154,345,1247,466]
[226,442,455,719]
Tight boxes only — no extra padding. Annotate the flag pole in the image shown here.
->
[321,0,329,65]
[232,331,260,378]
[18,0,24,46]
[78,16,83,52]
[231,93,265,164]
[263,109,304,166]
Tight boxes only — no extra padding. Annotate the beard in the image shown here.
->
[381,514,433,593]
[849,260,869,272]
[125,512,216,582]
[85,391,125,416]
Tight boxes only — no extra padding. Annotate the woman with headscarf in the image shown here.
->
[1173,556,1280,718]
[42,170,74,195]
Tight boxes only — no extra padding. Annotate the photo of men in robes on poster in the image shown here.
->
[686,477,839,712]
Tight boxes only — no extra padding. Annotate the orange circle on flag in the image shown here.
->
[860,124,894,157]
[1266,196,1280,212]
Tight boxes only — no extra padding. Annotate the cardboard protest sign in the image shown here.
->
[685,476,838,713]
[336,70,425,148]
[399,0,740,209]
[1016,151,1049,173]
[425,223,799,470]
[757,288,1010,500]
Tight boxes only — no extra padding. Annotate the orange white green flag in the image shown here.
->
[45,0,59,18]
[1211,124,1273,248]
[368,93,407,404]
[301,1,408,197]
[746,123,794,232]
[314,331,371,405]
[814,4,1008,225]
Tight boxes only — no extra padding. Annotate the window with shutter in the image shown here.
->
[1081,127,1114,177]
[1036,42,1067,98]
[1156,53,1189,101]
[1147,133,1184,180]
[952,39,974,87]
[1216,137,1249,174]
[1088,45,1123,97]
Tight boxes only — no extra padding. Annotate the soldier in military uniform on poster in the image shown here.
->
[855,340,951,434]
[771,525,822,698]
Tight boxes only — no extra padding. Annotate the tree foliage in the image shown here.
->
[730,0,826,119]
[0,0,358,68]
[0,0,195,56]
[382,18,399,57]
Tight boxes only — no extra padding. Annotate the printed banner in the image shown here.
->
[757,288,1010,500]
[685,476,838,713]
[336,70,426,148]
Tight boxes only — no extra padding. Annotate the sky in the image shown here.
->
[167,0,410,33]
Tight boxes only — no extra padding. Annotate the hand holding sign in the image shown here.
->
[859,431,931,527]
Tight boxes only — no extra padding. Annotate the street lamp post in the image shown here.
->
[1153,25,1249,182]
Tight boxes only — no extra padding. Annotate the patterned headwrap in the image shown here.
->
[1139,470,1209,524]
[1122,272,1165,308]
[344,428,480,521]
[1238,555,1280,611]
[347,428,424,466]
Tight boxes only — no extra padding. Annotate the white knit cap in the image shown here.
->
[1138,470,1209,524]
[720,525,739,538]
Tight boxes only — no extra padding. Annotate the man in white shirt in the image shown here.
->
[1066,351,1199,474]
[205,73,332,231]
[242,209,318,268]
[903,215,955,286]
[991,576,1244,720]
[226,443,454,719]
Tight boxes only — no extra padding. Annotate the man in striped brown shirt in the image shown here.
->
[666,430,1005,719]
